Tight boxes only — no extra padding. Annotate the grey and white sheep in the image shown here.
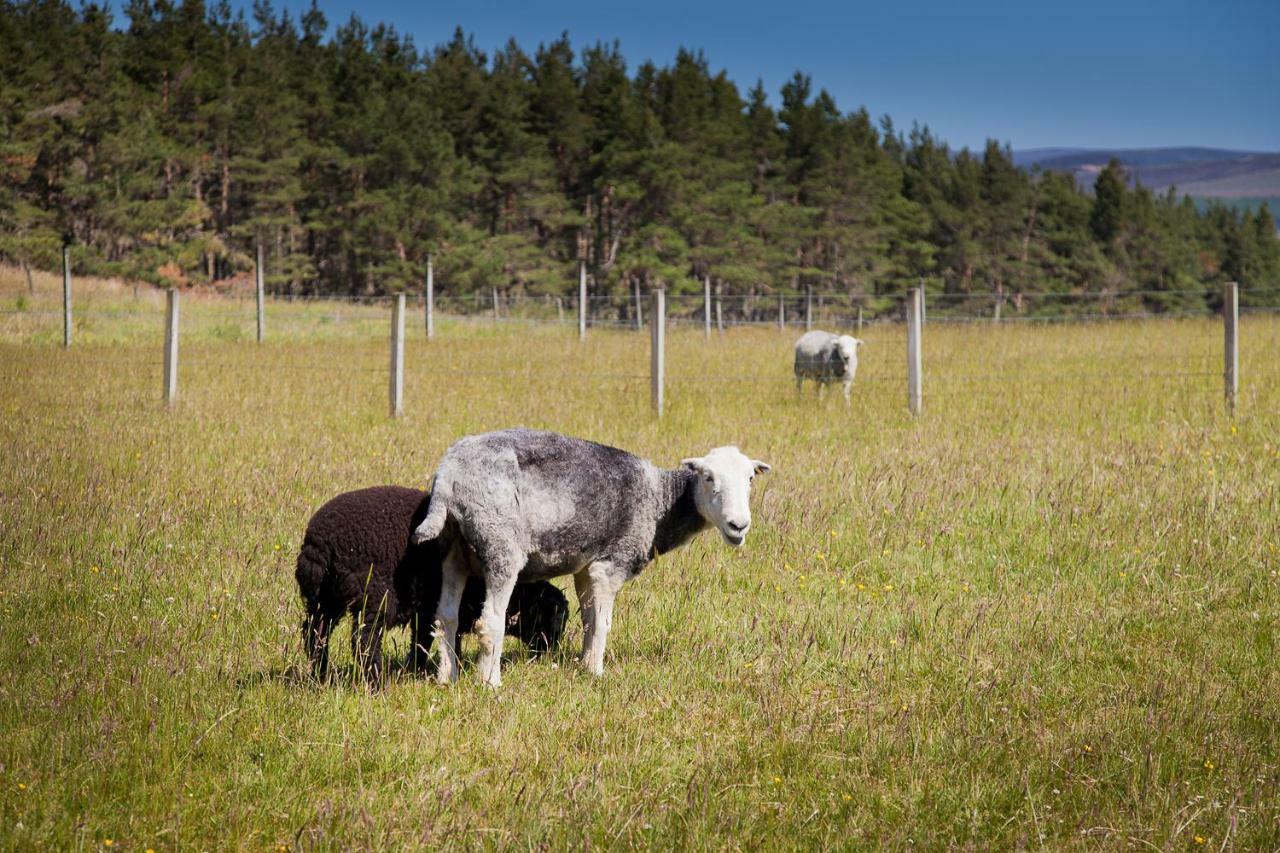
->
[794,330,864,403]
[410,428,771,687]
[294,485,568,685]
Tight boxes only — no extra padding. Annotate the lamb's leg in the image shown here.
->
[578,561,625,676]
[352,610,385,687]
[475,571,518,688]
[433,543,466,685]
[407,611,434,674]
[301,607,337,681]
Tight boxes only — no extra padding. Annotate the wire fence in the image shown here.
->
[4,276,1275,419]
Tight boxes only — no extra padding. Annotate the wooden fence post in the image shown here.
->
[1224,281,1238,414]
[907,287,922,416]
[424,254,434,340]
[703,275,711,339]
[492,286,500,322]
[634,279,643,330]
[163,289,179,404]
[390,293,405,418]
[805,286,813,331]
[61,245,71,348]
[578,261,587,339]
[255,243,265,342]
[716,293,723,333]
[856,305,864,333]
[651,289,665,417]
[918,279,926,326]
[778,293,785,331]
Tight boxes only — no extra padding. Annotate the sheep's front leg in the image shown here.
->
[842,378,853,406]
[577,561,624,676]
[433,543,467,685]
[475,571,518,689]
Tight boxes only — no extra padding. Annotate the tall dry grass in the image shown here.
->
[1,265,1277,848]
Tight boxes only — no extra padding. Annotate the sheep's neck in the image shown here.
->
[651,468,707,557]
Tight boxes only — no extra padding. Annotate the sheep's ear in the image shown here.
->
[751,460,772,475]
[682,457,710,476]
[855,338,865,347]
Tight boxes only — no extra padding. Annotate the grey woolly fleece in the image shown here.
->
[412,428,708,583]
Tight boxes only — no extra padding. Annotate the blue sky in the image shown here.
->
[233,0,1278,153]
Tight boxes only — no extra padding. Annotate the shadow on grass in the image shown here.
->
[236,645,576,693]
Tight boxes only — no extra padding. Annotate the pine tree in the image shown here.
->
[1090,159,1126,245]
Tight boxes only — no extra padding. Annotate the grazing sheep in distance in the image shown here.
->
[410,427,771,687]
[794,330,864,404]
[294,485,569,686]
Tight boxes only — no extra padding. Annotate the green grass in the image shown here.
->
[1,266,1278,849]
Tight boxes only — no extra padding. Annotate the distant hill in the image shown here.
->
[1013,147,1280,203]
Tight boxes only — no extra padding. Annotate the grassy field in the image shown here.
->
[1,265,1278,849]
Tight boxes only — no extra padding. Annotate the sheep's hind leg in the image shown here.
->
[433,544,467,685]
[573,570,597,669]
[577,561,625,676]
[475,569,519,688]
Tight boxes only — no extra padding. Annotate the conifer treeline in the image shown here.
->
[2,0,1277,309]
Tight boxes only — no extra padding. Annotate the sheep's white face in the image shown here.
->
[682,446,771,547]
[835,335,863,369]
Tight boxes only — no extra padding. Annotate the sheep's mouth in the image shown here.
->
[722,531,745,547]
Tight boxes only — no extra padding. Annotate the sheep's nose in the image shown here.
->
[727,520,748,534]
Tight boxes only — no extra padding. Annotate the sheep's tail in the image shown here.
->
[412,473,451,543]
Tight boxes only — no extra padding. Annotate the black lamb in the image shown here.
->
[294,485,568,685]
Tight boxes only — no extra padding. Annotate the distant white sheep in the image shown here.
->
[794,330,864,404]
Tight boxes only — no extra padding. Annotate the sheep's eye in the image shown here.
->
[703,474,715,485]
